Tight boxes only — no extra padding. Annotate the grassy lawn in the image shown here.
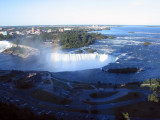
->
[90,91,118,99]
[30,89,72,105]
[52,78,71,91]
[43,79,51,84]
[94,84,113,89]
[96,101,160,119]
[109,92,144,103]
[0,74,15,82]
[82,92,144,105]
[92,108,114,115]
[121,85,140,90]
[72,84,95,90]
[122,85,150,91]
[115,101,160,119]
[0,71,6,74]
[52,77,95,90]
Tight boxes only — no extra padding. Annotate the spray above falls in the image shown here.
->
[0,41,12,53]
[0,41,118,72]
[44,53,118,72]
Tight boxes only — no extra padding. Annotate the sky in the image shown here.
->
[0,0,160,26]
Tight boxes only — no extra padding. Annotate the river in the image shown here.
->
[1,25,160,83]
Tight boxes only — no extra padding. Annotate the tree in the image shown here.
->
[59,31,106,49]
[109,36,114,39]
[148,93,159,103]
[122,112,130,120]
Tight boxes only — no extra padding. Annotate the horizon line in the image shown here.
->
[1,24,160,27]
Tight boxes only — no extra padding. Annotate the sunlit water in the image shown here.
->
[0,41,117,72]
[1,26,160,83]
[46,53,117,72]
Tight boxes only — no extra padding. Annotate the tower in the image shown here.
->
[32,27,35,33]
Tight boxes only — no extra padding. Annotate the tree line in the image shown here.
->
[59,31,107,49]
[11,31,107,49]
[0,34,16,40]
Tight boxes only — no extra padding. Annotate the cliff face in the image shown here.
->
[3,44,40,58]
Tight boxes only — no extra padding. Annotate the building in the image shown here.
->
[9,32,16,35]
[34,28,42,35]
[0,27,2,31]
[7,28,14,31]
[0,31,8,36]
[37,28,41,34]
[47,29,52,33]
[32,27,35,33]
[26,30,31,34]
[64,28,72,31]
[16,31,24,35]
[59,28,64,32]
[16,31,20,34]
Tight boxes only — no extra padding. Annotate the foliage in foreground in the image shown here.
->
[148,93,159,103]
[122,112,130,120]
[144,78,160,103]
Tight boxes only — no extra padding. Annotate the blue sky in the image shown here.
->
[0,0,160,26]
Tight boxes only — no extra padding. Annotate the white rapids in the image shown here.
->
[0,41,118,72]
[0,41,12,53]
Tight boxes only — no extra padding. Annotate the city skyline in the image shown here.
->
[0,0,160,26]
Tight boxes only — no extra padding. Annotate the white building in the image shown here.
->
[59,28,64,32]
[47,29,52,33]
[0,31,8,36]
[64,28,72,31]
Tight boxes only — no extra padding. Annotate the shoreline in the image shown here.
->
[2,43,40,59]
[0,67,148,85]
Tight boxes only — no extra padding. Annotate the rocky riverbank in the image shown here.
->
[2,44,40,58]
[107,68,142,74]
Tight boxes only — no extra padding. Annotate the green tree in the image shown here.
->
[122,112,130,120]
[148,93,159,103]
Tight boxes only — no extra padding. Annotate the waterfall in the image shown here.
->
[0,41,12,53]
[45,53,117,72]
[0,41,118,72]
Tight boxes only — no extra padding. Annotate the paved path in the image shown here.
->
[0,82,154,120]
[80,88,132,102]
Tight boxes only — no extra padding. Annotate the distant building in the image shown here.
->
[0,31,8,36]
[9,32,16,35]
[0,27,2,31]
[32,27,35,33]
[59,28,64,32]
[64,28,72,31]
[37,28,41,34]
[47,29,52,33]
[26,30,31,34]
[16,31,20,34]
[7,28,14,31]
[16,31,22,35]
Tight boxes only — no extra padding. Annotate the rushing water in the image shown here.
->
[55,26,160,83]
[0,41,117,72]
[1,26,160,83]
[47,53,117,72]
